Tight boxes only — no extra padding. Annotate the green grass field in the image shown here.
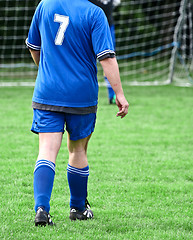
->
[0,85,193,239]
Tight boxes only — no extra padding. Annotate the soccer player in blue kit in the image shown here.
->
[26,0,129,226]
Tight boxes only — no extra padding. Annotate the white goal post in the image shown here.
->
[0,0,193,86]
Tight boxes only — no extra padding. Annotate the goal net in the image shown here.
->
[170,0,193,86]
[0,0,193,86]
[0,0,39,83]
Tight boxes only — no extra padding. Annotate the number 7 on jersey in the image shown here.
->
[54,14,69,45]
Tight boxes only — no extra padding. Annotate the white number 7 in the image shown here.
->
[54,14,69,45]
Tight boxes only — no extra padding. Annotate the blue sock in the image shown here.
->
[33,159,55,213]
[67,164,89,211]
[104,76,115,99]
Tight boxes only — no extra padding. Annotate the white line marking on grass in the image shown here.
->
[0,82,35,87]
[0,79,191,87]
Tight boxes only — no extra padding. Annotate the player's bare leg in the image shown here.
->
[67,133,93,220]
[38,132,63,164]
[67,133,91,168]
[34,132,63,226]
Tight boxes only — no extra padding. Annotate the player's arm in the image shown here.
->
[100,57,129,118]
[29,49,40,67]
[25,3,41,67]
[91,8,129,118]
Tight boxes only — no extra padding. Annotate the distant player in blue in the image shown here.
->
[26,0,129,226]
[89,0,121,104]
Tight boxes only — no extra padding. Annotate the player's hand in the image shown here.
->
[116,94,129,118]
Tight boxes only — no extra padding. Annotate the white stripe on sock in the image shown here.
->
[67,165,89,176]
[34,160,55,173]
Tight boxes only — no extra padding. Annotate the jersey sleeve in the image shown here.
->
[25,5,41,51]
[91,8,115,61]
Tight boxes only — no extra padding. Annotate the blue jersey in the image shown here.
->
[26,0,115,108]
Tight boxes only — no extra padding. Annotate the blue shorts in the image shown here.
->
[31,109,96,140]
